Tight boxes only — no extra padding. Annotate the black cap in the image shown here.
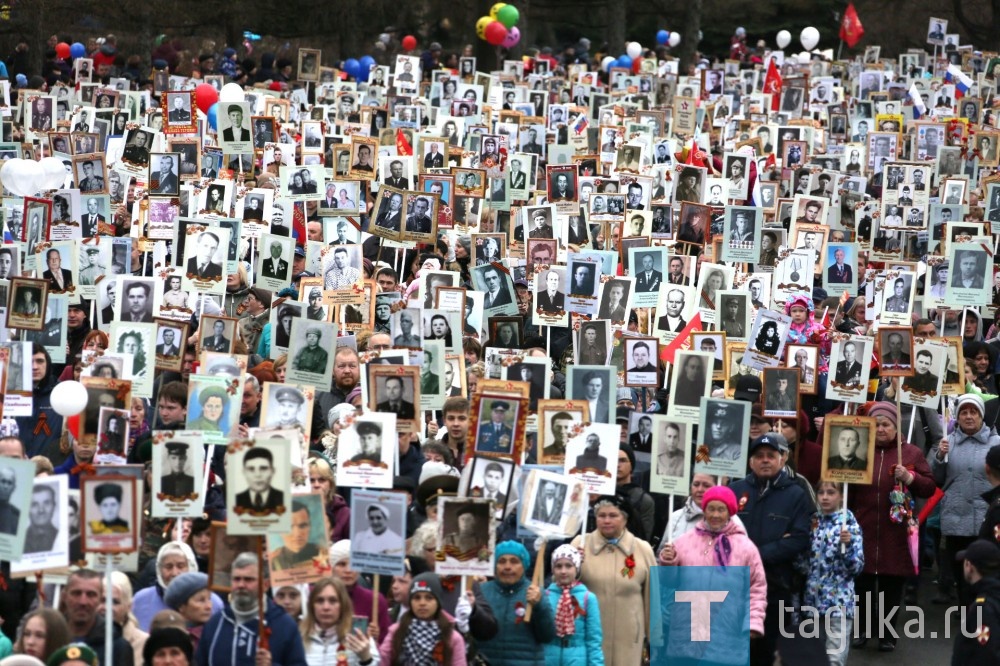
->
[957,539,1000,569]
[987,444,1000,472]
[734,375,762,402]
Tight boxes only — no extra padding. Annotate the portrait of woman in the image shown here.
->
[494,322,518,347]
[754,320,781,356]
[117,330,148,376]
[188,385,230,433]
[699,269,724,310]
[424,314,455,346]
[673,354,708,407]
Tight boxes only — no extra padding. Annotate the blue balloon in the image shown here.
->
[358,55,376,82]
[656,29,669,45]
[70,42,86,59]
[207,102,219,131]
[616,55,632,68]
[343,58,361,79]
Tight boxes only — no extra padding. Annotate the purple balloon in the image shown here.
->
[502,26,521,49]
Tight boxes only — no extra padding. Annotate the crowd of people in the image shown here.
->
[2,14,1000,666]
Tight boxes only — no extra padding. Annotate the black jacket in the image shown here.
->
[952,575,1000,665]
[979,485,1000,543]
[80,613,135,666]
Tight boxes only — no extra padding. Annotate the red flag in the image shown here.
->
[763,58,782,111]
[840,2,865,48]
[687,140,708,167]
[660,312,703,365]
[396,129,413,156]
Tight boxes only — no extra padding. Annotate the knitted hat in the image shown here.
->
[163,571,209,610]
[702,485,738,516]
[142,628,193,666]
[863,401,898,428]
[619,443,636,471]
[409,572,444,605]
[329,539,351,565]
[957,393,986,420]
[45,645,98,666]
[551,544,582,574]
[495,540,531,570]
[593,494,633,518]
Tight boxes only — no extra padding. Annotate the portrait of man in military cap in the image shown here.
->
[475,400,515,455]
[263,385,307,431]
[160,441,196,498]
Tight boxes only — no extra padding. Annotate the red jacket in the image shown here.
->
[848,438,935,577]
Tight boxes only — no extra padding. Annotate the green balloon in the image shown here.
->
[497,4,519,28]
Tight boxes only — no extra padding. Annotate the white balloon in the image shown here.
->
[2,158,41,197]
[51,380,89,417]
[668,32,681,47]
[39,157,67,191]
[601,56,616,72]
[626,41,642,60]
[776,30,791,49]
[219,82,244,103]
[800,26,820,51]
[798,52,812,65]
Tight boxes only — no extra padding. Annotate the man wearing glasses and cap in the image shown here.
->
[354,502,403,554]
[476,401,513,454]
[161,442,196,498]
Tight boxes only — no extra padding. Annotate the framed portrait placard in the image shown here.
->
[784,343,819,394]
[668,350,713,420]
[900,338,948,409]
[942,337,965,396]
[10,474,69,573]
[468,392,527,462]
[649,415,694,496]
[6,277,47,331]
[518,468,587,538]
[564,422,619,495]
[150,430,206,518]
[349,489,406,576]
[335,412,397,489]
[820,414,877,485]
[877,326,915,377]
[693,397,750,479]
[762,367,800,419]
[465,455,516,519]
[536,399,590,466]
[826,334,874,404]
[366,364,420,434]
[946,241,992,307]
[0,458,39,561]
[81,475,138,554]
[225,438,292,535]
[267,492,332,586]
[435,497,495,576]
[208,521,260,592]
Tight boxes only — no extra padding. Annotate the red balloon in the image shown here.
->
[632,57,642,74]
[194,83,219,114]
[485,21,508,46]
[401,35,418,51]
[55,42,70,60]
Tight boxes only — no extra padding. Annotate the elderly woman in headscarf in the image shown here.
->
[571,494,656,666]
[542,544,604,666]
[848,401,935,652]
[659,486,766,647]
[477,540,556,665]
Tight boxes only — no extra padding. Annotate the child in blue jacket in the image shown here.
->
[542,544,604,666]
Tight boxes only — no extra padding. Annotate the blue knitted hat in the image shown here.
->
[495,540,530,570]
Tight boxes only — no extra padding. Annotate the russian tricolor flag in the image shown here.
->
[908,82,926,119]
[946,64,973,98]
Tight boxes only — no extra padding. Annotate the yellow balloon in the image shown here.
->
[476,15,493,40]
[489,2,507,19]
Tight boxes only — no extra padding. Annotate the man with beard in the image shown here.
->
[196,552,306,665]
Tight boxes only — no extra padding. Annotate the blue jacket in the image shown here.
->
[478,577,557,666]
[729,469,812,594]
[195,599,306,666]
[542,582,604,666]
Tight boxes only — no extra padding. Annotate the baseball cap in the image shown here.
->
[734,375,762,402]
[956,539,1000,569]
[749,432,788,453]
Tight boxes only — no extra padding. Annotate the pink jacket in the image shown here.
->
[378,617,468,666]
[670,519,767,635]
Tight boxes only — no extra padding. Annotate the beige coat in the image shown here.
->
[572,529,656,666]
[123,618,148,666]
